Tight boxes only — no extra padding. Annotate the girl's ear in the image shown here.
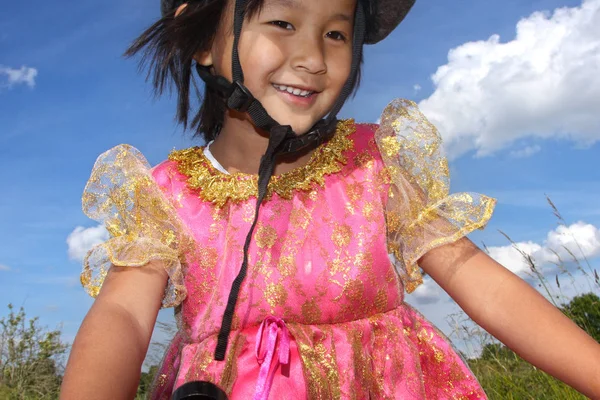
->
[194,50,213,67]
[174,3,213,66]
[174,3,188,17]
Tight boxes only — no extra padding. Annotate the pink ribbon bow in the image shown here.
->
[253,316,291,400]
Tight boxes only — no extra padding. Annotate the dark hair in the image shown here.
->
[125,0,362,142]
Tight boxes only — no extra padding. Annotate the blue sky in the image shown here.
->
[1,0,599,359]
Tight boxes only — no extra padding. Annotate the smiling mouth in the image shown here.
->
[273,84,316,98]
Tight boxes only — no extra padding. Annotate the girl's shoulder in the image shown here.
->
[351,121,380,150]
[150,155,183,194]
[83,144,183,210]
[371,99,496,292]
[81,144,190,307]
[353,122,379,137]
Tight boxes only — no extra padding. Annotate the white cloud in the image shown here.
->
[419,0,600,159]
[67,225,109,262]
[0,264,11,271]
[413,84,422,93]
[541,222,600,261]
[487,241,543,275]
[488,222,600,276]
[509,144,541,158]
[0,65,38,88]
[411,277,443,304]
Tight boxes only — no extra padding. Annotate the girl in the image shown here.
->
[61,0,600,399]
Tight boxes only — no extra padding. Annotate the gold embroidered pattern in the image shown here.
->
[255,224,277,249]
[264,283,288,308]
[168,119,355,207]
[374,99,496,293]
[331,224,352,247]
[301,299,323,324]
[348,327,378,396]
[81,144,191,307]
[220,333,247,393]
[289,324,341,399]
[277,255,296,277]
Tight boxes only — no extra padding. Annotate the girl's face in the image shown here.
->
[204,0,356,135]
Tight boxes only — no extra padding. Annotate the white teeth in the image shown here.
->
[274,84,314,97]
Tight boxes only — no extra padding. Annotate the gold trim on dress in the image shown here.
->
[374,99,496,294]
[168,120,356,207]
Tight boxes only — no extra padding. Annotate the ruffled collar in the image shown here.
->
[168,119,356,207]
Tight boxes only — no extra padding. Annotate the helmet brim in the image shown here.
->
[363,0,416,44]
[161,0,416,45]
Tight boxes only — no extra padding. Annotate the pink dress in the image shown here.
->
[81,99,496,399]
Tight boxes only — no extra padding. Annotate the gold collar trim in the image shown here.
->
[168,119,356,207]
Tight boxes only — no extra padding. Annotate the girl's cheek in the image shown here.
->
[329,56,352,87]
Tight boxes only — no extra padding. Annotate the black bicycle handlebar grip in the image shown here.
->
[171,381,229,400]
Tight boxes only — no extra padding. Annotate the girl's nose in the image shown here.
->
[290,34,327,75]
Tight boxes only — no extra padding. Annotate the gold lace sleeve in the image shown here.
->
[81,144,190,307]
[375,99,496,293]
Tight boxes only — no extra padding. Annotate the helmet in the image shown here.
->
[162,0,415,44]
[159,0,416,362]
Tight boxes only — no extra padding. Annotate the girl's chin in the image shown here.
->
[231,111,319,135]
[289,123,319,136]
[274,117,328,136]
[241,106,330,136]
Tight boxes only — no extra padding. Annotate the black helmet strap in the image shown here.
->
[201,0,366,361]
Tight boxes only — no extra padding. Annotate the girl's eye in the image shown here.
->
[326,31,347,42]
[270,21,294,30]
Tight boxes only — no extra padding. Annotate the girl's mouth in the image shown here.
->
[272,84,316,98]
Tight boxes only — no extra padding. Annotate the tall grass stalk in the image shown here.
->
[450,198,599,399]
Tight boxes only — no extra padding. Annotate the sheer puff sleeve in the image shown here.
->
[80,144,191,308]
[376,99,496,293]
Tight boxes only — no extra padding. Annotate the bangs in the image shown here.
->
[245,0,268,19]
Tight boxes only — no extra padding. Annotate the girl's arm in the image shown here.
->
[60,262,167,400]
[420,238,600,400]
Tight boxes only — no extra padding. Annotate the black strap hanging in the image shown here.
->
[208,0,367,361]
[231,0,245,83]
[214,126,288,360]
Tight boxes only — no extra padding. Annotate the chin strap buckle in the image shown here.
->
[279,119,337,155]
[227,81,254,113]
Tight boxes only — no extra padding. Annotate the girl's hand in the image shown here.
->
[420,238,600,399]
[60,262,168,400]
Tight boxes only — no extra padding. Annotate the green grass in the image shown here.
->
[455,196,599,399]
[468,347,587,399]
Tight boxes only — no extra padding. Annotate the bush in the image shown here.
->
[561,293,600,343]
[0,304,68,399]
